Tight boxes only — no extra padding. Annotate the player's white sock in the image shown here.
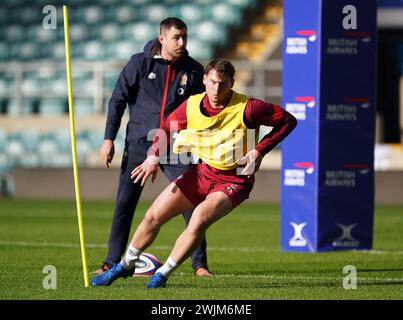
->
[156,256,179,279]
[120,245,142,270]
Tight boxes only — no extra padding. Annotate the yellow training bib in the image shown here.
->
[173,91,256,170]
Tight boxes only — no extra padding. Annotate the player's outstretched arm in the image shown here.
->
[130,155,159,186]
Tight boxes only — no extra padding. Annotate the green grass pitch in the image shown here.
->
[0,199,402,300]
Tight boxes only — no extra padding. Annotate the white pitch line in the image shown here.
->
[176,272,403,283]
[0,241,401,283]
[0,240,403,255]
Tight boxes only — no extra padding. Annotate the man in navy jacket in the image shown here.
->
[95,17,211,276]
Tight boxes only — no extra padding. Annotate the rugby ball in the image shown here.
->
[132,253,162,276]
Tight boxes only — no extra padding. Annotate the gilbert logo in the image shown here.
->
[289,222,307,247]
[333,223,359,247]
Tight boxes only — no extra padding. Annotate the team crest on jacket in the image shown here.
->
[180,73,188,86]
[148,72,156,79]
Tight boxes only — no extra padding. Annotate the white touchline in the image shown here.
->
[1,240,403,255]
[0,240,401,283]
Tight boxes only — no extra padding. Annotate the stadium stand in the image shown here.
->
[0,0,283,184]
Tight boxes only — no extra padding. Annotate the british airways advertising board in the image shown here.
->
[281,0,376,252]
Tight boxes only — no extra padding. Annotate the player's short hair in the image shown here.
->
[160,17,187,34]
[204,58,236,79]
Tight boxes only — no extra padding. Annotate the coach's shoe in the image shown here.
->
[91,263,134,286]
[91,262,115,275]
[195,267,213,277]
[145,272,167,288]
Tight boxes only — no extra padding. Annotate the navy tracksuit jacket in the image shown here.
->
[103,38,208,270]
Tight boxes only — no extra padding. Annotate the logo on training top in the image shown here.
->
[333,223,359,247]
[284,162,314,187]
[177,73,188,95]
[326,97,370,121]
[285,96,315,120]
[148,72,156,80]
[286,30,317,55]
[324,163,370,188]
[180,73,188,86]
[289,222,308,247]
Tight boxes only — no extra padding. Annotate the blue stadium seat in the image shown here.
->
[0,43,8,61]
[75,6,105,25]
[82,41,107,60]
[11,42,40,61]
[140,4,171,23]
[124,22,157,43]
[19,130,40,153]
[0,8,8,28]
[86,129,104,149]
[193,21,228,44]
[186,40,213,61]
[106,5,137,23]
[19,153,41,167]
[6,99,38,116]
[106,40,143,61]
[19,6,38,25]
[73,72,95,93]
[174,3,205,23]
[103,71,119,92]
[69,24,88,42]
[0,76,11,95]
[38,133,59,156]
[98,23,122,42]
[209,3,242,26]
[5,138,24,160]
[49,42,66,61]
[39,98,67,116]
[5,25,25,42]
[22,76,41,96]
[0,129,6,153]
[226,0,256,9]
[74,98,94,116]
[76,131,93,163]
[0,153,12,173]
[53,129,71,154]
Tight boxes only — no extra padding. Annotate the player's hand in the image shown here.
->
[130,155,159,186]
[100,139,115,168]
[238,149,263,176]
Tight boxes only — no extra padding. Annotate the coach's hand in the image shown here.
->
[100,139,115,168]
[130,155,159,186]
[238,149,263,176]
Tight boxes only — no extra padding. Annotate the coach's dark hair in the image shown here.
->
[160,17,187,34]
[204,58,235,79]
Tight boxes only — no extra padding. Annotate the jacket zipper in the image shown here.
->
[160,64,171,128]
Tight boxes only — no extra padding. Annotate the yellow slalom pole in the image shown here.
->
[63,5,90,288]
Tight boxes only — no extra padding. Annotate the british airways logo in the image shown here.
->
[327,32,372,56]
[296,30,317,42]
[324,163,370,188]
[285,96,315,120]
[284,162,314,187]
[326,97,370,121]
[343,31,371,43]
[286,30,317,55]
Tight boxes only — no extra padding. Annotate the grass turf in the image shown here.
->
[0,199,402,300]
